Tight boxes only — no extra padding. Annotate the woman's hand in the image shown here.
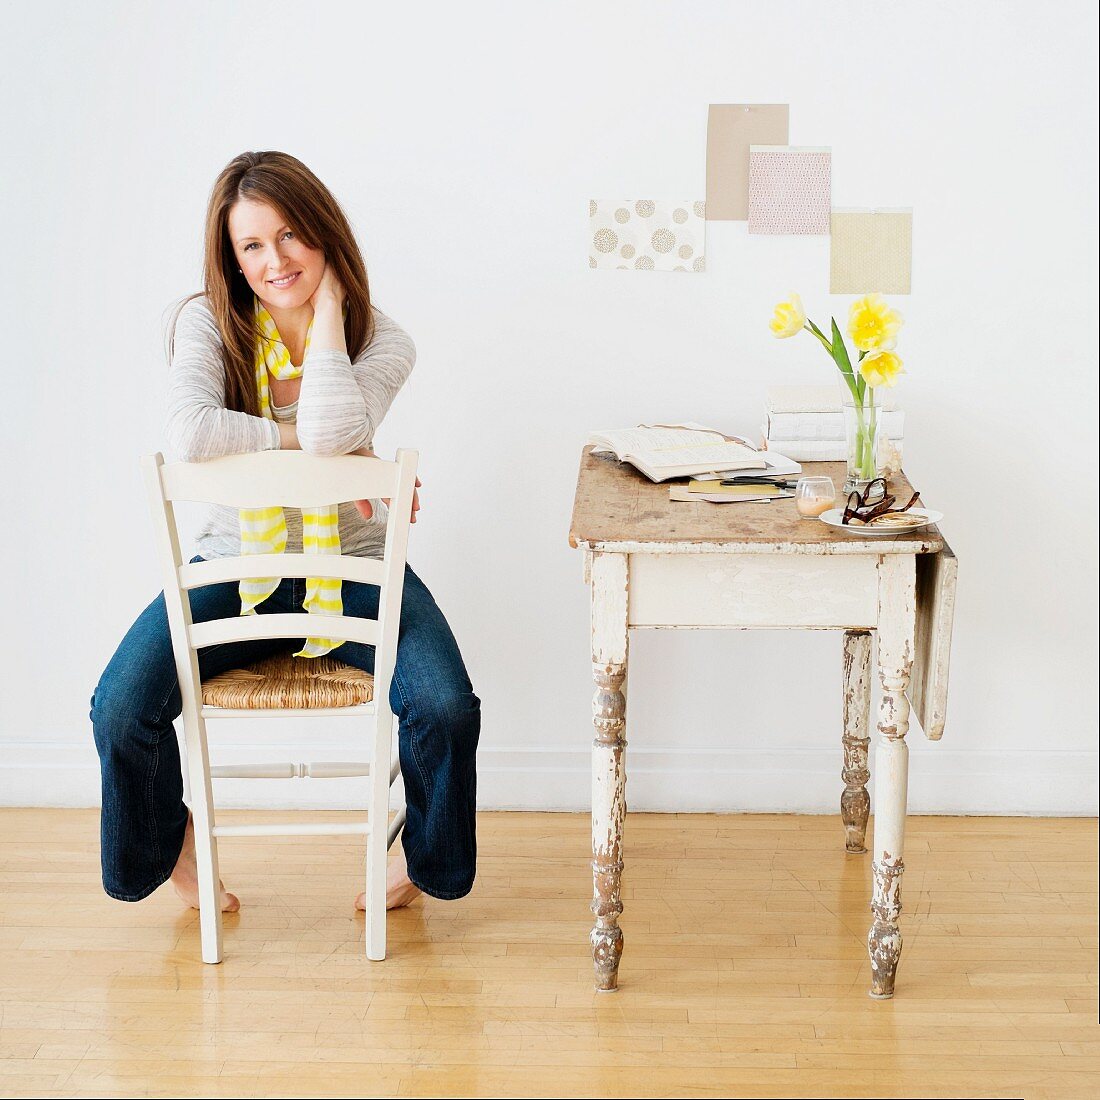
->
[351,446,421,524]
[310,258,347,312]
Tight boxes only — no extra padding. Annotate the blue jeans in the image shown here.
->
[90,556,480,902]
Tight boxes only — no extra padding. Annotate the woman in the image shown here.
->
[90,150,480,914]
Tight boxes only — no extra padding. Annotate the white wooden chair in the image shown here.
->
[141,448,419,965]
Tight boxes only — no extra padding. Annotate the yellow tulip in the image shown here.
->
[769,292,806,339]
[848,293,903,352]
[859,350,905,388]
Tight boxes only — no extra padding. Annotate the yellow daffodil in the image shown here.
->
[769,293,806,339]
[859,350,905,388]
[847,293,903,352]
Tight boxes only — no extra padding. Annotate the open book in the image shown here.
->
[587,422,767,483]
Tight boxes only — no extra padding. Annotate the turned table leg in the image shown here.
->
[841,630,872,854]
[589,551,629,992]
[867,556,917,999]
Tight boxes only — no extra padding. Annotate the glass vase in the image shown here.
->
[841,389,881,495]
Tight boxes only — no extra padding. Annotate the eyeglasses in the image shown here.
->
[842,477,921,526]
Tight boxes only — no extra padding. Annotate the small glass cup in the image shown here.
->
[795,476,836,518]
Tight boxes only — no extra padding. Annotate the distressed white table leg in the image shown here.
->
[589,550,629,992]
[841,630,872,854]
[868,555,917,998]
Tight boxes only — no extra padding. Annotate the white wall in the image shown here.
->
[3,1,1097,814]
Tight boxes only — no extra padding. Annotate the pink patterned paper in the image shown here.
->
[747,147,831,235]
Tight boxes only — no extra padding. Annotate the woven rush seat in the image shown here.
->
[201,651,375,710]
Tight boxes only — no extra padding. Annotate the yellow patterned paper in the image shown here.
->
[830,208,913,295]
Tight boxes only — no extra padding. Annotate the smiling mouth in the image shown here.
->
[268,272,301,287]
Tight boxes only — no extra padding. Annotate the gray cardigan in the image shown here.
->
[165,296,416,561]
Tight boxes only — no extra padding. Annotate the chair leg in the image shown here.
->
[181,712,224,964]
[365,717,393,960]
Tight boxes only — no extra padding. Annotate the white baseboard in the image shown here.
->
[2,738,1096,815]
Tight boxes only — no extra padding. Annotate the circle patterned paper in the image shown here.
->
[589,198,706,272]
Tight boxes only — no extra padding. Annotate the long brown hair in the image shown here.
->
[166,151,375,416]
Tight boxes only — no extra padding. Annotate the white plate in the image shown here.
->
[818,507,943,536]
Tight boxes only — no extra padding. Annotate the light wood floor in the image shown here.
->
[0,809,1097,1099]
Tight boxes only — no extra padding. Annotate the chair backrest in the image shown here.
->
[141,449,419,724]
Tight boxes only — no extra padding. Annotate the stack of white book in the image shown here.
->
[587,421,801,483]
[762,385,904,462]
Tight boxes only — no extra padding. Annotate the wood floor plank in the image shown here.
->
[0,809,1096,1099]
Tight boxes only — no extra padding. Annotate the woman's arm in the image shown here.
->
[165,299,281,461]
[349,443,422,524]
[294,306,416,457]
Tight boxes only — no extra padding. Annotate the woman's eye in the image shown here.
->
[243,231,293,252]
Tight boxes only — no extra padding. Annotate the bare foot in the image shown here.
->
[170,810,240,912]
[356,842,422,911]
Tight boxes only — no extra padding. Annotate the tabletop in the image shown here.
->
[568,447,943,555]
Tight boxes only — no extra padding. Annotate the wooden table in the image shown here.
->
[568,448,957,997]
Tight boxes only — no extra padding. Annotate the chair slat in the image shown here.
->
[190,613,379,650]
[212,822,371,838]
[202,704,376,719]
[181,554,385,589]
[208,761,374,779]
[160,450,400,507]
[387,806,407,847]
[209,762,309,779]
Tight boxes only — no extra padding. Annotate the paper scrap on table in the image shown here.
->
[747,146,831,235]
[830,208,913,294]
[711,451,802,480]
[670,484,790,504]
[589,199,706,272]
[688,479,791,499]
[706,104,789,220]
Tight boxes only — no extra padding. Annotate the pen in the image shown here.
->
[719,477,798,488]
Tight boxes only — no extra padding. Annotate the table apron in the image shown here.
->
[627,552,882,629]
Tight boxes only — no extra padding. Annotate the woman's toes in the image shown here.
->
[354,880,423,911]
[388,880,422,909]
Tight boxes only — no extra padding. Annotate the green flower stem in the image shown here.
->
[803,321,833,356]
[795,313,879,484]
[866,398,875,479]
[841,370,861,403]
[853,401,867,476]
[849,388,878,482]
[854,349,867,402]
[863,394,878,480]
[804,320,861,401]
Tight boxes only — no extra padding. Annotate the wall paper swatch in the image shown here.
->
[830,208,913,294]
[747,146,831,235]
[589,199,706,272]
[706,104,789,221]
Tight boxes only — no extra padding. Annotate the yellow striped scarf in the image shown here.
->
[238,296,349,658]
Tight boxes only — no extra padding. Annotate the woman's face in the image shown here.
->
[228,199,324,310]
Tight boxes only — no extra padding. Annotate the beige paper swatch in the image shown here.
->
[830,208,913,294]
[706,104,789,221]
